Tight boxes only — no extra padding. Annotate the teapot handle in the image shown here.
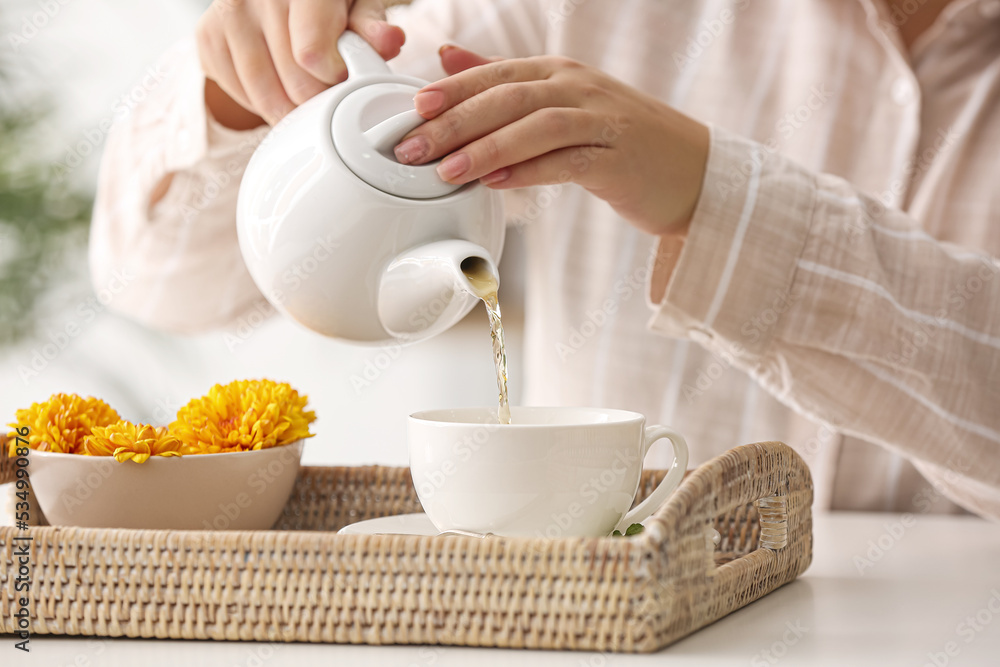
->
[338,30,391,79]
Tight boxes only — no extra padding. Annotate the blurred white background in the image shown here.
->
[0,0,526,467]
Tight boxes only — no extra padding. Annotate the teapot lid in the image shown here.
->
[331,83,462,200]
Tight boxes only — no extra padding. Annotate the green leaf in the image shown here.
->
[610,523,645,538]
[625,523,645,536]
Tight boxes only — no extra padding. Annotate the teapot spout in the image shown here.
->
[378,240,499,342]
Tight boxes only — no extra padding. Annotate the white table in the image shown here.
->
[8,512,1000,666]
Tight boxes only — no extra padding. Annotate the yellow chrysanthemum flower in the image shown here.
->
[7,393,120,457]
[85,421,183,464]
[169,379,316,454]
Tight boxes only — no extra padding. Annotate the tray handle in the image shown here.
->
[643,441,813,617]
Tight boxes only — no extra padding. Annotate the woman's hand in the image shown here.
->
[394,47,710,237]
[195,0,405,129]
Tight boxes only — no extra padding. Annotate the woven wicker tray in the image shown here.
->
[0,441,812,653]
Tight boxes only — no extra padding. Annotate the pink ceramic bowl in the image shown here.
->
[26,441,304,530]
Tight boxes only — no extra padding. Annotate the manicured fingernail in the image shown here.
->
[394,135,430,164]
[437,153,470,181]
[414,90,445,116]
[480,168,510,185]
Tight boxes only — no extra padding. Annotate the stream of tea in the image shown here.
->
[461,258,511,425]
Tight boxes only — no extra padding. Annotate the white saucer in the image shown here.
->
[338,512,439,536]
[336,513,716,542]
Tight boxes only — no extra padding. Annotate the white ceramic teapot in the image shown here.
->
[236,31,504,344]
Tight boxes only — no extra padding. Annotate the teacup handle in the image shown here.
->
[615,426,689,533]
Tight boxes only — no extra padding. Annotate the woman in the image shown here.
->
[90,0,1000,518]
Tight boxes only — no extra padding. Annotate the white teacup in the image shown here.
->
[408,407,689,538]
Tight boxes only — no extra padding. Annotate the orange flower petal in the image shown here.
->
[169,379,315,455]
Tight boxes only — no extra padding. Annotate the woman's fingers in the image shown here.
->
[347,0,405,60]
[225,20,295,124]
[261,2,330,105]
[196,15,254,113]
[439,44,495,76]
[412,57,558,120]
[198,0,404,127]
[434,108,608,184]
[396,80,574,165]
[288,0,349,84]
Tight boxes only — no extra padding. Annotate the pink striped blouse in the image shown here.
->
[90,0,1000,518]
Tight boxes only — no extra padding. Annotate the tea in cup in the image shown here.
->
[408,407,689,538]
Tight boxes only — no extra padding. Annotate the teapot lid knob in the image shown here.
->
[332,83,464,200]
